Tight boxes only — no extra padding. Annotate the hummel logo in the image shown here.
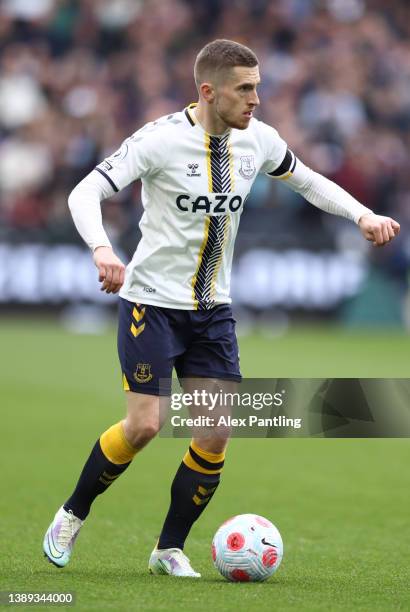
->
[261,538,277,548]
[186,163,201,177]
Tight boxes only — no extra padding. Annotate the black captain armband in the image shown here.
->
[267,148,297,179]
[94,165,119,192]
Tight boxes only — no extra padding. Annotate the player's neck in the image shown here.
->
[194,102,230,136]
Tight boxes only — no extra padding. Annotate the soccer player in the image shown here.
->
[43,39,400,577]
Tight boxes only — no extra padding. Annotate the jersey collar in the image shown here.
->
[184,102,198,127]
[184,102,231,138]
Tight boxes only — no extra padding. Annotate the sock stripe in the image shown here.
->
[183,446,225,474]
[191,440,225,463]
[101,471,119,481]
[64,437,132,521]
[157,461,222,549]
[197,484,217,496]
[100,422,138,465]
[183,451,223,474]
[193,494,212,506]
[99,477,115,486]
[189,445,225,470]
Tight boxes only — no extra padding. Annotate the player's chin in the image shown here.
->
[232,116,252,130]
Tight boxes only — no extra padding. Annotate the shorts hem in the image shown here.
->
[124,383,171,397]
[178,371,242,383]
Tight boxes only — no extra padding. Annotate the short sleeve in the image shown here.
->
[256,120,288,175]
[94,123,166,193]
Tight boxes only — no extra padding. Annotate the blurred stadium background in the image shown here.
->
[1,3,410,610]
[0,0,409,332]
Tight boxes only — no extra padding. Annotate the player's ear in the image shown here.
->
[200,82,215,104]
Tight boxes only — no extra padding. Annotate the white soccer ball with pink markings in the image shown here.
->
[212,513,283,582]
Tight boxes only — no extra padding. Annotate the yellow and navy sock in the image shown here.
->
[157,441,225,550]
[64,422,137,520]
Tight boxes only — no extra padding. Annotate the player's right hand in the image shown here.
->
[93,246,126,294]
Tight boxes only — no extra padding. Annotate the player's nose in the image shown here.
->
[250,92,260,107]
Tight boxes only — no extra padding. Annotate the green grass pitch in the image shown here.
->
[1,321,409,611]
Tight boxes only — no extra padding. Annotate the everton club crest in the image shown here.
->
[239,155,256,179]
[134,363,153,383]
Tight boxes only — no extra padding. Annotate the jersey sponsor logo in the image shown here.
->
[133,363,153,383]
[143,286,156,293]
[186,163,201,177]
[176,194,245,214]
[239,155,256,179]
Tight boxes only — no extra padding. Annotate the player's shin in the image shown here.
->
[64,421,138,520]
[157,441,225,550]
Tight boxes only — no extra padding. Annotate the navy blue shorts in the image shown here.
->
[117,298,242,396]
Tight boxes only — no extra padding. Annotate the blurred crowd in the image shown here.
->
[0,0,409,268]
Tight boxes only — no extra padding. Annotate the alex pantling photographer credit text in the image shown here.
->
[158,379,410,438]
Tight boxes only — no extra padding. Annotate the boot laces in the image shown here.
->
[169,548,195,573]
[57,510,81,549]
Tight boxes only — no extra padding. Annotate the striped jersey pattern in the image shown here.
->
[94,106,289,309]
[208,134,232,192]
[193,134,232,309]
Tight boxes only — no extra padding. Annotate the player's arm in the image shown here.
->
[68,126,164,293]
[267,149,400,246]
[68,170,126,294]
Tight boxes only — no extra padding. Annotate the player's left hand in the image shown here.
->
[358,213,400,247]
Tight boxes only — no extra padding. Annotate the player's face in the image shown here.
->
[214,65,261,129]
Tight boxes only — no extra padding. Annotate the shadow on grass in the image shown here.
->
[33,567,140,580]
[33,566,285,584]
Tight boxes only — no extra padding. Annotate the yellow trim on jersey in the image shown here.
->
[210,216,230,301]
[187,103,198,124]
[191,216,211,309]
[228,137,235,191]
[204,132,213,192]
[266,169,293,181]
[279,170,293,180]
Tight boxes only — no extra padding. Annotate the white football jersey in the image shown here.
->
[94,104,288,309]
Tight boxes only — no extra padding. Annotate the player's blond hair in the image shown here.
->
[194,39,258,89]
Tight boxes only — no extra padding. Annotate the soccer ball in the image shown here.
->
[212,513,283,582]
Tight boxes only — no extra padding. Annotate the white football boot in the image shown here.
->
[43,506,83,568]
[148,547,201,577]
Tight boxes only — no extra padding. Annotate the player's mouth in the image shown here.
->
[243,111,253,118]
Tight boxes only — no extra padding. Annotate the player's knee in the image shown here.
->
[124,392,161,447]
[194,436,229,455]
[211,424,232,449]
[124,420,159,447]
[138,421,160,443]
